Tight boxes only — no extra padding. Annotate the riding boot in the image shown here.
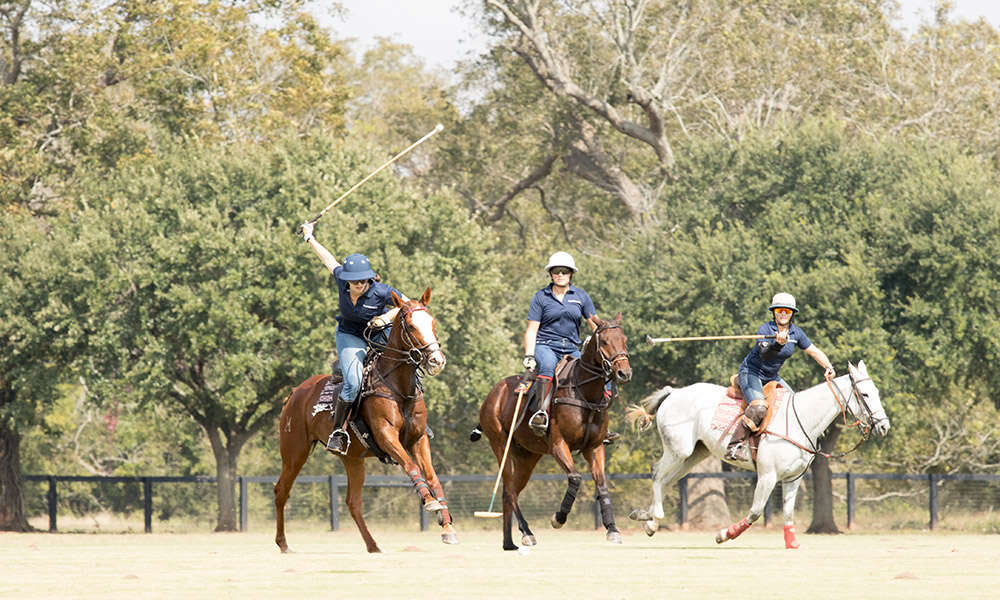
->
[601,389,620,445]
[724,422,751,462]
[528,377,553,437]
[326,398,352,455]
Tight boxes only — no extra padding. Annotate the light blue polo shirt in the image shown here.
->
[740,322,812,381]
[527,284,596,346]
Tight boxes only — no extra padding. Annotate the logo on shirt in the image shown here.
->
[363,304,379,310]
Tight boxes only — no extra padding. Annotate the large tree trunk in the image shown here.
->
[0,403,32,531]
[686,456,730,529]
[806,426,842,534]
[206,427,243,532]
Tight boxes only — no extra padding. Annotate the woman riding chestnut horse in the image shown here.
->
[274,222,455,553]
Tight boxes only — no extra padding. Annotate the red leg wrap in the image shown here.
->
[726,517,752,540]
[783,524,800,549]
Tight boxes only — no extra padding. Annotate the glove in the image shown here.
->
[299,221,314,242]
[369,308,399,329]
[522,355,536,371]
[824,365,836,379]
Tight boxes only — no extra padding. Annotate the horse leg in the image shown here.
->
[548,439,582,529]
[375,427,444,512]
[342,456,381,553]
[501,447,538,550]
[716,469,777,545]
[410,433,458,545]
[781,478,802,549]
[274,412,311,553]
[630,443,708,537]
[510,449,542,547]
[583,444,621,544]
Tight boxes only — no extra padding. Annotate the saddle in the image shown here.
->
[726,375,781,434]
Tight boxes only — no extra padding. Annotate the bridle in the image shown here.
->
[363,303,443,401]
[578,322,630,383]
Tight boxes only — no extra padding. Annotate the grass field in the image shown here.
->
[1,524,995,599]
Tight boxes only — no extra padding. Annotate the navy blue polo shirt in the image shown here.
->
[740,322,812,381]
[333,266,402,338]
[527,284,596,346]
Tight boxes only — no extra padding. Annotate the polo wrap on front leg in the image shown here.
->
[596,484,616,530]
[555,473,583,524]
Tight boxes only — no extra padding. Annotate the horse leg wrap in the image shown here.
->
[555,473,582,524]
[783,524,800,549]
[596,486,616,530]
[726,517,752,540]
[408,470,431,499]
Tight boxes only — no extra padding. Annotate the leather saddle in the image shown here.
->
[726,374,782,433]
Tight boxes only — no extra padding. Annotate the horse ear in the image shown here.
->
[420,286,431,306]
[614,311,623,323]
[848,362,858,378]
[391,291,404,307]
[858,360,868,375]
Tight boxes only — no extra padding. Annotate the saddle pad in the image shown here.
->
[711,387,787,431]
[313,376,340,416]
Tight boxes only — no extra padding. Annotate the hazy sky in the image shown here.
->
[319,1,1000,70]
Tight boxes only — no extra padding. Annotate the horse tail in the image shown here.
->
[625,385,674,431]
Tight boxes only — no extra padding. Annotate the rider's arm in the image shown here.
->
[300,223,341,275]
[586,314,601,331]
[524,320,540,357]
[804,345,836,378]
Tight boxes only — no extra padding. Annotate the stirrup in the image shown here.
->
[326,428,350,455]
[528,410,549,436]
[724,441,749,462]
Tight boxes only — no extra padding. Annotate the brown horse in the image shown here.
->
[274,287,457,553]
[476,313,632,550]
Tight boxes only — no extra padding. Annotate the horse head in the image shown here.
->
[847,360,890,438]
[586,312,632,384]
[390,288,446,376]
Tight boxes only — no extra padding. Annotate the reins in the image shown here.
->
[361,303,440,402]
[764,373,874,460]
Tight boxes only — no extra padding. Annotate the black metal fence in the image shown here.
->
[24,471,1000,533]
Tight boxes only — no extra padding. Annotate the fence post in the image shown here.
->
[46,476,57,532]
[928,473,939,530]
[677,476,688,528]
[238,476,247,532]
[846,472,855,530]
[143,477,153,533]
[328,475,339,531]
[419,500,429,531]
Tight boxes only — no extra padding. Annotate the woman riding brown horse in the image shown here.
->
[476,313,632,551]
[274,288,457,553]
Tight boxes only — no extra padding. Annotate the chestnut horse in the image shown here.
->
[274,287,457,553]
[475,313,632,550]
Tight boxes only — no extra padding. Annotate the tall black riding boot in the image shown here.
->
[326,398,352,455]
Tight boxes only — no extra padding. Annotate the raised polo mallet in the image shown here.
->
[300,123,444,229]
[474,381,529,519]
[645,333,777,344]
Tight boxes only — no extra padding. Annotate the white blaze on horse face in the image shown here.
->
[410,309,446,375]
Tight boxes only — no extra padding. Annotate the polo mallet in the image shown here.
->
[646,334,777,344]
[300,123,444,228]
[474,381,529,518]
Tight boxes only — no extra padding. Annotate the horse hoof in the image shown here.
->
[423,499,444,512]
[279,547,293,554]
[628,509,651,521]
[643,520,657,537]
[607,531,622,544]
[367,546,382,553]
[550,515,564,529]
[503,544,518,552]
[715,529,727,544]
[521,534,537,546]
[441,532,459,545]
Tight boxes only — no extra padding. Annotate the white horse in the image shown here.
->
[626,361,889,548]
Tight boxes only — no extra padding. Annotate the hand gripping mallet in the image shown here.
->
[300,123,444,229]
[474,380,529,518]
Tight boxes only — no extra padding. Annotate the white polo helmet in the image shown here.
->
[544,251,577,273]
[769,292,798,313]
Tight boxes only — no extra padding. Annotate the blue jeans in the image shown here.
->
[336,330,368,403]
[534,341,580,378]
[738,369,791,403]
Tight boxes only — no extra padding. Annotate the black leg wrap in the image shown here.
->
[597,487,616,530]
[558,473,582,518]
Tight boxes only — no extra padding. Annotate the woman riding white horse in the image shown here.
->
[726,292,836,462]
